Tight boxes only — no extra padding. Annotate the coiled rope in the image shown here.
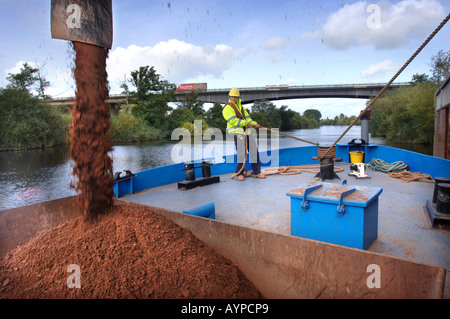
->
[368,159,434,183]
[318,146,336,159]
[368,159,408,173]
[262,165,344,176]
[389,171,434,183]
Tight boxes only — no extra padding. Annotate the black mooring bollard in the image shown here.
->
[183,163,196,181]
[436,183,450,214]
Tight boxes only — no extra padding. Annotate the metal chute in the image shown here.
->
[50,0,113,49]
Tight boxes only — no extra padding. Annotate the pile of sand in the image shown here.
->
[0,201,263,299]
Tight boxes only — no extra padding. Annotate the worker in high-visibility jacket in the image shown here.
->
[222,88,266,181]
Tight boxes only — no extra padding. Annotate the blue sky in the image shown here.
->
[0,0,448,118]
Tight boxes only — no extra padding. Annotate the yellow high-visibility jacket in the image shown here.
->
[222,99,258,135]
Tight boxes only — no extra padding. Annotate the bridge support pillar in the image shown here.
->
[360,110,371,144]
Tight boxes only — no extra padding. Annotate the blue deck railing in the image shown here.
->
[113,145,450,198]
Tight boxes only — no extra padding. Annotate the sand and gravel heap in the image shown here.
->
[0,200,263,299]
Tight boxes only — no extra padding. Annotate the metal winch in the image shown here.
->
[313,146,342,181]
[349,163,370,179]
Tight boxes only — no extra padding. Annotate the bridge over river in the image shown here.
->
[48,82,410,106]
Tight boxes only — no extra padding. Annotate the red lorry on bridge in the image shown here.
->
[176,83,207,92]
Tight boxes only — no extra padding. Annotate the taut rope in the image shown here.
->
[318,13,450,161]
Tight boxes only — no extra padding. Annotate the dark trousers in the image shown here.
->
[234,134,261,175]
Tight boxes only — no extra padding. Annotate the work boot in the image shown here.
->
[247,172,266,179]
[237,175,245,181]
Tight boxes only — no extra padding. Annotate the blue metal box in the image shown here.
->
[286,181,383,250]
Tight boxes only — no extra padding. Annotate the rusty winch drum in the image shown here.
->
[315,146,340,181]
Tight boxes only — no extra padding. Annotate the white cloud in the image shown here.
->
[285,78,297,85]
[319,0,446,50]
[269,53,284,63]
[4,61,31,75]
[261,37,287,50]
[107,39,243,91]
[361,60,397,79]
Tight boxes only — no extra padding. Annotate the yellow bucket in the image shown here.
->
[349,151,364,163]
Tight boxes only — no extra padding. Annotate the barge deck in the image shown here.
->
[122,163,449,270]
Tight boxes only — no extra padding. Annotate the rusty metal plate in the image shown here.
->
[51,0,113,49]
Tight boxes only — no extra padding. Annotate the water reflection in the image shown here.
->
[0,126,432,210]
[0,145,75,210]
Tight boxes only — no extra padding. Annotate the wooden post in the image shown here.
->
[434,78,450,159]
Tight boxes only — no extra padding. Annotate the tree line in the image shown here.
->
[116,65,358,139]
[0,63,67,151]
[369,79,438,144]
[118,49,448,142]
[369,49,449,145]
[1,50,448,150]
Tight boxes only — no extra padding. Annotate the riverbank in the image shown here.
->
[1,112,433,154]
[0,125,433,211]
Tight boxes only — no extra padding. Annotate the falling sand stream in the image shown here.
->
[70,41,114,222]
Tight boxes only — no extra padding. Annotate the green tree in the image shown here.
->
[205,102,225,131]
[110,113,164,142]
[6,63,39,91]
[303,109,322,123]
[177,92,205,117]
[277,105,303,130]
[251,100,281,128]
[299,116,318,129]
[168,107,195,131]
[181,118,209,136]
[130,66,161,100]
[0,88,66,150]
[369,82,437,144]
[1,62,65,150]
[119,74,131,114]
[168,93,208,133]
[6,62,51,99]
[249,111,271,128]
[35,60,50,100]
[410,73,431,84]
[129,66,176,134]
[430,50,450,84]
[36,72,50,100]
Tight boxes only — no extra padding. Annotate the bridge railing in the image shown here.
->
[49,93,128,100]
[48,82,411,100]
[205,82,411,92]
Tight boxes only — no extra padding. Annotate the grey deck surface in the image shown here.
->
[123,163,450,270]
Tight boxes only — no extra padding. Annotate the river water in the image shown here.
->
[0,126,432,210]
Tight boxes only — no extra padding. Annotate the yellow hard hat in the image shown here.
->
[229,88,240,97]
